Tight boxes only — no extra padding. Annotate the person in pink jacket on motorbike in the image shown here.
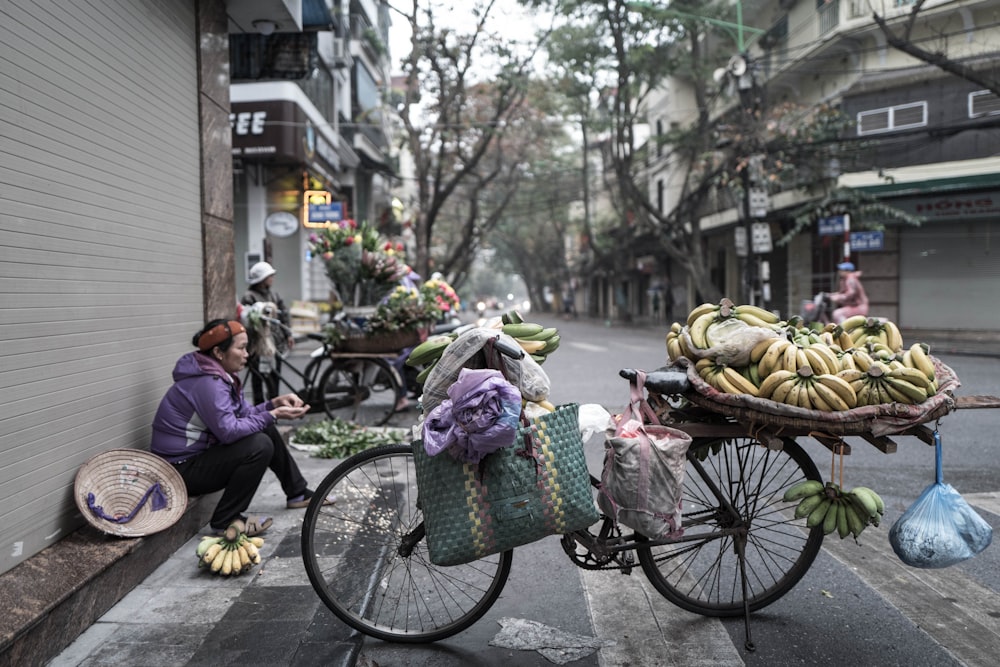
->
[828,262,869,324]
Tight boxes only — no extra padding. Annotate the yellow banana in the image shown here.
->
[750,337,779,364]
[666,337,683,362]
[851,348,875,372]
[220,547,234,576]
[759,339,791,377]
[686,302,719,328]
[815,374,858,409]
[515,338,547,354]
[836,368,864,384]
[783,342,801,374]
[908,342,936,381]
[202,542,224,566]
[883,320,903,351]
[771,376,798,404]
[813,344,842,375]
[888,366,933,390]
[883,375,927,404]
[808,382,833,411]
[797,380,815,409]
[721,367,760,396]
[803,347,833,376]
[811,379,851,411]
[735,304,780,324]
[840,314,868,334]
[688,312,717,349]
[758,369,795,399]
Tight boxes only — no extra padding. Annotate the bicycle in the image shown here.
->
[299,344,824,650]
[242,318,405,427]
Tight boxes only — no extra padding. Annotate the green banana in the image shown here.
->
[501,322,544,338]
[794,493,826,519]
[851,486,884,515]
[414,361,436,385]
[806,498,832,528]
[783,479,825,502]
[539,334,560,354]
[406,335,452,366]
[837,502,851,539]
[518,326,559,341]
[822,499,841,535]
[844,502,867,538]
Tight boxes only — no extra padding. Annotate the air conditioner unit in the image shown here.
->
[332,38,352,68]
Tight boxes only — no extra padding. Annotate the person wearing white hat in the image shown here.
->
[241,261,294,404]
[828,261,869,324]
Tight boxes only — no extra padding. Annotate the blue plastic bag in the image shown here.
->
[889,431,992,569]
[422,367,522,463]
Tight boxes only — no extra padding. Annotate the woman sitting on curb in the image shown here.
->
[150,319,331,536]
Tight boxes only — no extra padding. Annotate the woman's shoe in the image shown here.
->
[286,488,336,509]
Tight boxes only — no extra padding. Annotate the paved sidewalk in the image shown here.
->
[48,441,363,667]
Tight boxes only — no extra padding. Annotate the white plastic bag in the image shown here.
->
[889,431,993,568]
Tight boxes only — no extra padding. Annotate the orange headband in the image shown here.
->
[196,320,246,352]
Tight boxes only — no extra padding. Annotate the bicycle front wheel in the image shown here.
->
[301,444,513,643]
[637,436,823,617]
[320,358,400,426]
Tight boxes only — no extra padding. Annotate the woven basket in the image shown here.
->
[413,403,599,566]
[74,449,188,537]
[339,327,427,353]
[676,356,960,438]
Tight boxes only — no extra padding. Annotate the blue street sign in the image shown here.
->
[850,230,884,251]
[818,215,847,236]
[309,201,343,223]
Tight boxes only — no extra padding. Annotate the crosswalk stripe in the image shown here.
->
[579,567,745,666]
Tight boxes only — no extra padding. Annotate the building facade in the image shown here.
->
[642,0,1000,331]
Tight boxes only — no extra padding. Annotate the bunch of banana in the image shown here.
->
[758,366,858,410]
[196,522,264,576]
[684,298,780,350]
[405,334,456,386]
[665,322,693,362]
[783,480,884,539]
[696,358,760,396]
[500,321,560,363]
[840,315,904,353]
[837,363,934,406]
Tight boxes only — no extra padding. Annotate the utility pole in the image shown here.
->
[735,54,767,307]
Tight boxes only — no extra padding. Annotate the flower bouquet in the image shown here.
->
[309,220,407,308]
[421,278,460,318]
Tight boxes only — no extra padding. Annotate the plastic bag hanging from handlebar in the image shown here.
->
[888,431,993,568]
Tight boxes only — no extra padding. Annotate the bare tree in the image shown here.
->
[396,0,539,285]
[870,0,1000,96]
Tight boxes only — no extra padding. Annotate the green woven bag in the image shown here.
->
[413,402,600,566]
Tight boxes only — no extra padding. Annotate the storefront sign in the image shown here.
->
[850,230,884,251]
[230,101,340,172]
[265,211,299,238]
[891,191,1000,220]
[309,201,343,223]
[818,215,848,235]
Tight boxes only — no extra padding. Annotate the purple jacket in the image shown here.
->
[150,351,275,463]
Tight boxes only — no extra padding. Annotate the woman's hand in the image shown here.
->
[271,404,310,420]
[272,393,306,408]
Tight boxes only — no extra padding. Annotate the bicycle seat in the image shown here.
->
[305,332,327,342]
[619,367,689,395]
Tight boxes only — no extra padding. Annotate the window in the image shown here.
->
[969,90,1000,118]
[856,101,927,135]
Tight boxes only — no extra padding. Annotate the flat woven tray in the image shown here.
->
[676,356,959,438]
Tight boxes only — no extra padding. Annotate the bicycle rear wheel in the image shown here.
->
[301,444,513,643]
[320,357,400,426]
[637,436,823,617]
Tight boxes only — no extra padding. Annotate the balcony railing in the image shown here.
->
[818,0,841,36]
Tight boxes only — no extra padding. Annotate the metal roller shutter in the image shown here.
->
[0,0,202,574]
[899,221,1000,330]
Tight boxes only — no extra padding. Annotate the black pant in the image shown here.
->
[174,424,307,530]
[248,354,282,405]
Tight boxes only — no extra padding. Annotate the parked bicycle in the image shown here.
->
[299,342,825,650]
[242,317,405,427]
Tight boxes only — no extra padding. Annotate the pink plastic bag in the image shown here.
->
[598,371,693,539]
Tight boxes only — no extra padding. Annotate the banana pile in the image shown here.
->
[666,299,939,410]
[196,522,264,576]
[784,479,885,539]
[405,310,560,387]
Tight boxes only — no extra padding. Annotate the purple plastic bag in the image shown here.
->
[422,368,522,463]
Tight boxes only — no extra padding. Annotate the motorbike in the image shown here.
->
[800,292,835,326]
